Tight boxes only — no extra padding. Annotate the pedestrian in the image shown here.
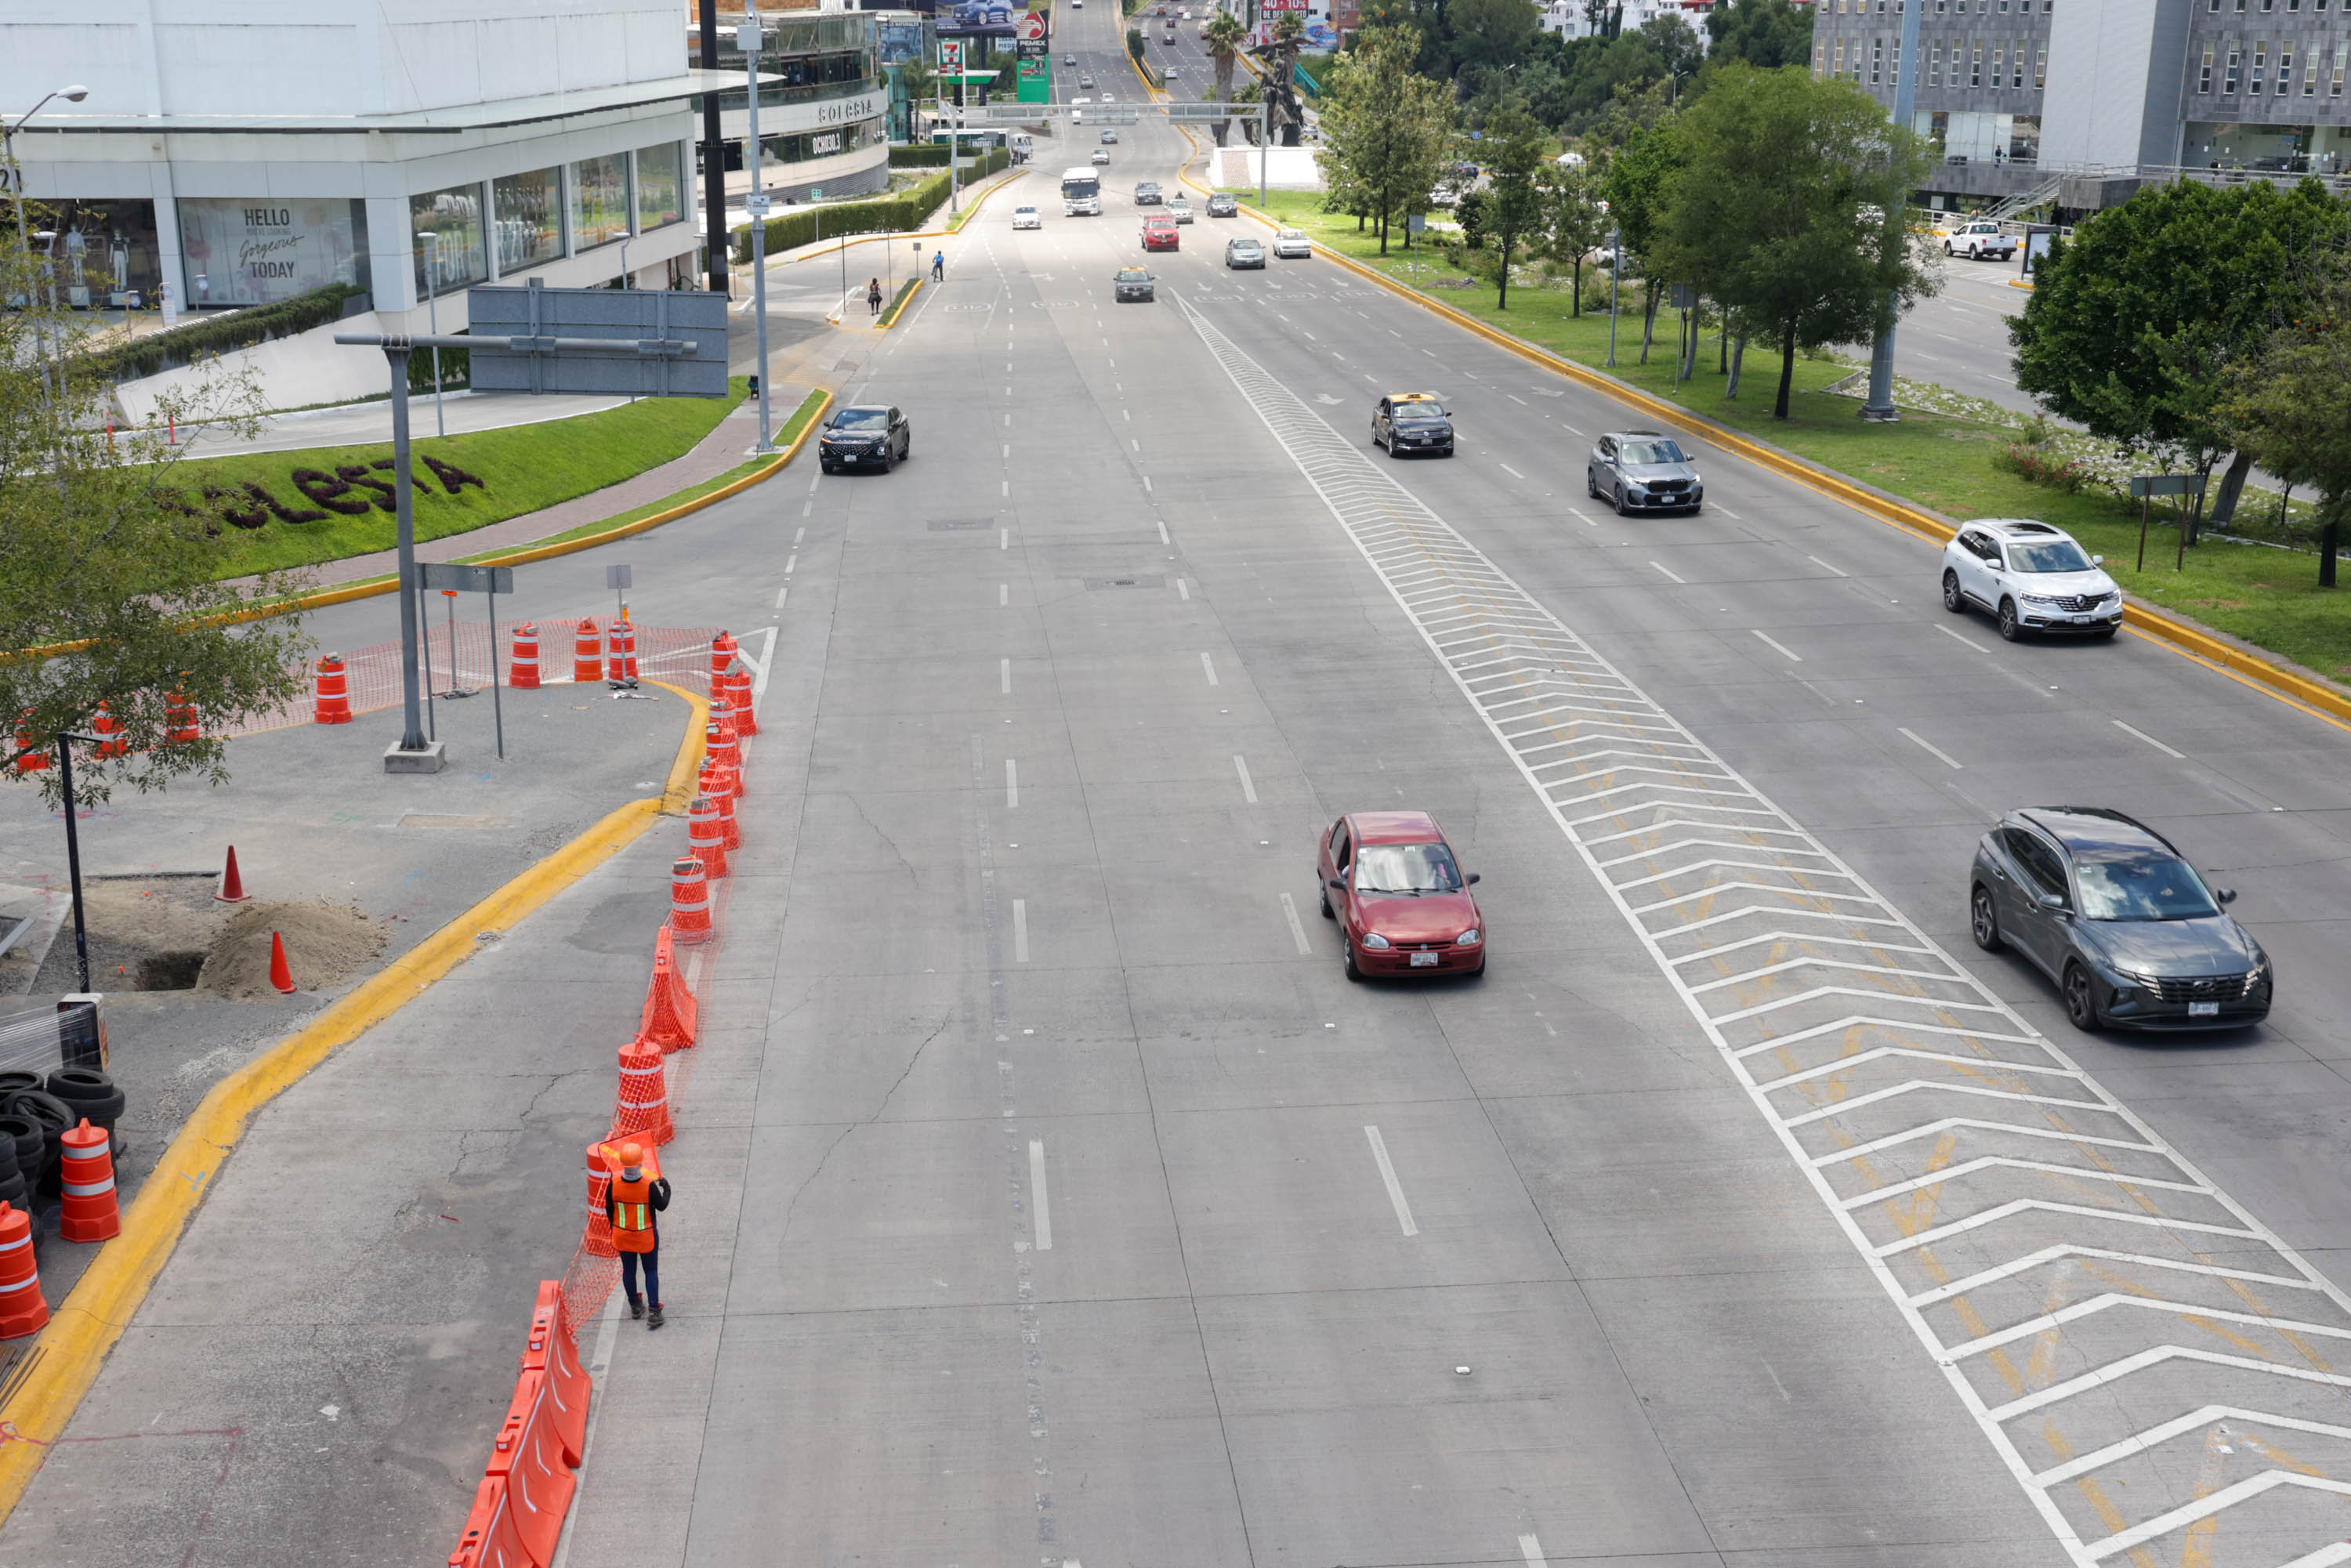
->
[868,276,883,315]
[931,249,945,281]
[605,1141,671,1329]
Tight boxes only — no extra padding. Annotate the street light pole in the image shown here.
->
[417,231,445,436]
[4,85,90,406]
[1860,0,1925,422]
[741,12,776,452]
[1606,224,1621,367]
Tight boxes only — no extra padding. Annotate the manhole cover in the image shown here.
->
[928,519,991,531]
[1084,575,1165,590]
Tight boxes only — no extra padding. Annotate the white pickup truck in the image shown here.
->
[1943,220,2017,261]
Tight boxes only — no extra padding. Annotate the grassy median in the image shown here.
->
[1239,190,2351,686]
[165,378,748,579]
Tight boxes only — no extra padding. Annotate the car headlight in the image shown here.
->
[1360,932,1392,950]
[2021,593,2062,607]
[1457,929,1481,947]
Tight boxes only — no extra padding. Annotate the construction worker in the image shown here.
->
[605,1142,671,1329]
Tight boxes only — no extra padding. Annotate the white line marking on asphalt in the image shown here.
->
[1234,754,1258,802]
[1937,625,1991,651]
[773,583,789,609]
[1569,507,1599,527]
[1157,520,1171,545]
[1364,1126,1418,1237]
[1518,1535,1549,1568]
[741,627,777,713]
[792,527,805,545]
[1508,393,1527,405]
[1004,412,1011,426]
[1028,1139,1053,1251]
[1000,582,1009,606]
[2114,719,2185,758]
[1201,651,1219,685]
[1143,475,1154,491]
[1006,759,1020,807]
[1003,444,1011,458]
[1560,421,1584,436]
[1499,462,1526,479]
[1001,527,1009,549]
[1807,555,1849,577]
[1123,407,1132,421]
[1751,629,1803,663]
[1002,480,1009,497]
[1900,726,1965,770]
[1650,561,1686,584]
[1013,899,1030,962]
[1280,891,1311,954]
[784,553,796,575]
[1001,657,1012,694]
[1177,578,1190,599]
[1709,505,1741,519]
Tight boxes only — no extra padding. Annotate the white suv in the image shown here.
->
[1944,220,2017,260]
[1941,519,2123,640]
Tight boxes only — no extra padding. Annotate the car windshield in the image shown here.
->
[1118,269,1150,281]
[2007,538,2095,573]
[2074,852,2221,922]
[1393,402,1447,423]
[831,409,889,430]
[1353,842,1463,894]
[1619,439,1686,464]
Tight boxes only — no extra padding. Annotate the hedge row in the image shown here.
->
[734,150,1013,260]
[889,144,951,167]
[81,283,368,385]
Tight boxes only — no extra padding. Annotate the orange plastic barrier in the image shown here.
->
[668,856,712,943]
[605,617,639,684]
[165,687,200,746]
[580,1143,618,1259]
[727,662,758,737]
[58,1117,121,1243]
[313,654,353,725]
[446,1473,534,1568]
[638,925,700,1052]
[484,1368,575,1567]
[687,791,729,880]
[710,629,737,681]
[704,715,737,779]
[509,623,541,690]
[715,777,741,852]
[92,701,129,758]
[610,1040,674,1147]
[520,1280,590,1467]
[571,620,602,684]
[0,1200,48,1339]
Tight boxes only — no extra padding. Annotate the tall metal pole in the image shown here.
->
[4,87,89,412]
[1606,224,1621,366]
[56,733,89,994]
[699,0,729,293]
[1259,104,1268,208]
[743,14,775,453]
[387,346,429,753]
[1860,0,1925,422]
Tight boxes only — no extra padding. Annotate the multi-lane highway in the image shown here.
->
[263,7,2351,1565]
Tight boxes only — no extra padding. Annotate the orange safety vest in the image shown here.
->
[611,1173,657,1253]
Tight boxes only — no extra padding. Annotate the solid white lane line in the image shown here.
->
[2114,719,2185,759]
[1001,657,1012,694]
[1712,504,1741,519]
[1900,726,1965,770]
[1807,554,1848,577]
[1027,1139,1052,1251]
[1177,578,1190,599]
[1650,561,1686,584]
[1013,899,1030,962]
[1363,1126,1418,1237]
[1006,758,1020,807]
[1279,891,1311,954]
[1234,754,1258,802]
[1569,507,1600,527]
[999,582,1009,606]
[1752,629,1803,663]
[1499,462,1526,480]
[1938,624,1991,652]
[1518,1536,1549,1568]
[1201,651,1219,686]
[1001,527,1009,549]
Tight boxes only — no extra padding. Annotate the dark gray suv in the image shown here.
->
[1588,430,1703,515]
[1970,806,2270,1031]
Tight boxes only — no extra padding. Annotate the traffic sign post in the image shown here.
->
[419,562,516,759]
[2130,473,2206,572]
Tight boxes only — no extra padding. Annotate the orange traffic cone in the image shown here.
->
[687,792,728,879]
[668,856,712,943]
[638,926,699,1052]
[510,623,541,690]
[610,1039,674,1146]
[58,1118,121,1243]
[313,654,353,725]
[709,630,737,682]
[728,663,758,737]
[571,620,603,684]
[215,845,251,904]
[269,930,295,994]
[165,686,200,746]
[0,1200,48,1339]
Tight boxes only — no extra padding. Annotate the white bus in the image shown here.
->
[1061,167,1102,215]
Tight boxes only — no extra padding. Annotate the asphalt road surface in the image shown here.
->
[183,9,2351,1566]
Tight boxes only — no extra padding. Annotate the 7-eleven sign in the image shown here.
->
[939,38,965,74]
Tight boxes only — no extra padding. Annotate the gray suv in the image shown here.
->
[1588,430,1702,514]
[1971,806,2271,1032]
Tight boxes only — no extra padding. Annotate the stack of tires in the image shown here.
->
[0,1066,125,1208]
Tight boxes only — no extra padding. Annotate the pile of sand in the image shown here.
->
[197,900,389,1001]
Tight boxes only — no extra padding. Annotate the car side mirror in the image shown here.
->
[1465,872,1480,885]
[2036,891,2067,912]
[1328,878,1345,891]
[2215,887,2237,905]
[2092,554,2106,566]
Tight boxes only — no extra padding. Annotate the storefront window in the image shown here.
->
[571,154,630,251]
[637,143,686,230]
[494,167,563,273]
[410,183,487,299]
[178,197,368,308]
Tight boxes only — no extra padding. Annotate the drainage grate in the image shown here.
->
[1083,575,1165,591]
[927,519,991,531]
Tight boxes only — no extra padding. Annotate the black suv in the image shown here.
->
[1588,430,1702,514]
[1970,806,2270,1031]
[818,404,911,473]
[1133,181,1163,205]
[1372,393,1454,457]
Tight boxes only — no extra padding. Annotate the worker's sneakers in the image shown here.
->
[628,1297,644,1320]
[647,1305,666,1331]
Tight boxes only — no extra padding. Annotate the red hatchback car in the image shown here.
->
[1142,216,1179,252]
[1317,811,1486,980]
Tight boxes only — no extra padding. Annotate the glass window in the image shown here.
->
[2336,39,2347,92]
[2306,45,2320,91]
[1872,37,1885,82]
[2201,43,2215,89]
[2251,40,2267,91]
[409,183,487,299]
[2036,44,2047,86]
[1351,842,1463,895]
[636,142,686,230]
[493,167,563,273]
[2226,44,2241,89]
[176,197,367,307]
[1972,38,1983,84]
[1931,39,1943,84]
[2075,853,2221,922]
[2008,538,2094,572]
[571,153,630,250]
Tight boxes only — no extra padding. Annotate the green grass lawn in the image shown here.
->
[163,378,748,580]
[1238,190,2351,685]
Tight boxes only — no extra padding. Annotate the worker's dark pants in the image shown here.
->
[621,1244,660,1307]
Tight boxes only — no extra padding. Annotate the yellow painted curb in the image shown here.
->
[1195,194,2351,733]
[1125,39,1165,100]
[877,279,923,329]
[0,692,709,1518]
[2008,277,2037,291]
[651,679,713,815]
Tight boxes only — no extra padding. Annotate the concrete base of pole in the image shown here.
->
[383,741,449,774]
[1858,404,1902,422]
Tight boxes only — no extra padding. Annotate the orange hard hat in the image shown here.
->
[617,1142,644,1167]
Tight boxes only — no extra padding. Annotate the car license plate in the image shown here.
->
[1410,951,1439,967]
[2071,614,2094,624]
[2188,1000,2219,1017]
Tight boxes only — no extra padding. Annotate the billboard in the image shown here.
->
[877,20,926,63]
[178,197,365,308]
[1252,0,1339,52]
[937,0,1033,38]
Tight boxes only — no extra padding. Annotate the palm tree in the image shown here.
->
[1204,9,1248,146]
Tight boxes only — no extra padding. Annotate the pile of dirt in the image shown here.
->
[197,900,389,1001]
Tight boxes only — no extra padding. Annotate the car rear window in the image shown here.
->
[2074,853,2220,922]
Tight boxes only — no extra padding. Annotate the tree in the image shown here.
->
[1655,63,1935,417]
[1314,26,1455,255]
[1636,13,1705,86]
[1451,0,1541,71]
[1599,109,1684,360]
[1543,157,1611,315]
[2223,272,2351,585]
[1581,0,1625,40]
[2012,179,2349,540]
[1480,103,1550,310]
[1205,9,1250,145]
[1704,0,1814,69]
[0,233,310,795]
